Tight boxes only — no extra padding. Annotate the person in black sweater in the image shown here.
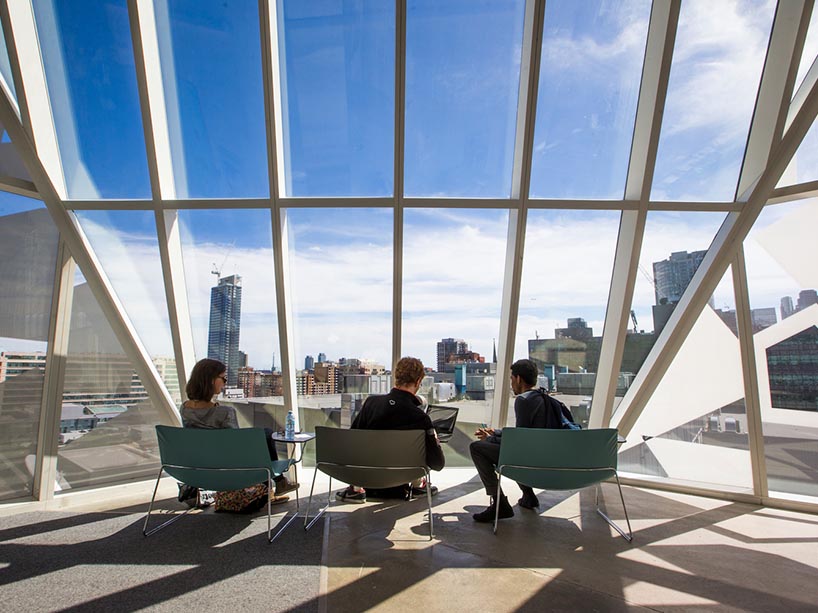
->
[470,359,554,523]
[336,357,445,503]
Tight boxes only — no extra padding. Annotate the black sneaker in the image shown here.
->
[473,495,514,523]
[335,487,366,503]
[518,492,540,510]
[177,484,198,503]
[410,485,439,497]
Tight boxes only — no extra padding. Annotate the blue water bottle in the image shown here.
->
[285,410,296,439]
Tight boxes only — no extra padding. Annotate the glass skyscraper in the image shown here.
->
[208,274,242,386]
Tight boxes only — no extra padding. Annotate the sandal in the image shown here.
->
[269,493,290,505]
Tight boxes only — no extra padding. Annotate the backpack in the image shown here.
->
[537,388,582,430]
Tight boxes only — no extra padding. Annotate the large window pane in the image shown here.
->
[530,0,649,199]
[57,271,162,491]
[276,1,395,197]
[75,210,178,402]
[178,209,278,396]
[615,212,726,413]
[403,208,507,425]
[32,0,151,199]
[157,0,268,198]
[618,266,752,491]
[745,198,818,500]
[0,195,58,500]
[517,210,619,426]
[651,0,774,202]
[404,0,526,198]
[288,208,392,424]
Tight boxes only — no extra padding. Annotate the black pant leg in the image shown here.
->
[518,484,535,498]
[469,439,502,496]
[263,427,284,482]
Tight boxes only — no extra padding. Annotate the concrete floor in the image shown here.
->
[311,468,818,612]
[9,467,818,612]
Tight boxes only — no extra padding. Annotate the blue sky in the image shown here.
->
[2,0,810,375]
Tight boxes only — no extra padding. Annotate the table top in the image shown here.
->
[271,432,316,443]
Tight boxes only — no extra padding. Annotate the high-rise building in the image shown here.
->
[317,352,327,363]
[305,355,315,370]
[652,250,707,305]
[797,289,818,311]
[752,307,777,332]
[555,317,594,340]
[238,350,248,368]
[208,274,242,386]
[781,296,795,320]
[436,338,468,372]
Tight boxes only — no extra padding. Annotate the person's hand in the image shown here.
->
[475,427,494,440]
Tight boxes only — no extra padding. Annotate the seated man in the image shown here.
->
[336,356,446,503]
[470,358,561,522]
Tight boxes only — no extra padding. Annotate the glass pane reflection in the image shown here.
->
[404,0,526,198]
[403,208,507,425]
[178,209,279,399]
[287,208,392,417]
[615,212,725,415]
[516,209,620,426]
[57,270,162,492]
[651,0,775,202]
[32,0,151,199]
[530,0,649,199]
[158,0,268,198]
[745,198,818,500]
[276,0,395,197]
[0,195,57,500]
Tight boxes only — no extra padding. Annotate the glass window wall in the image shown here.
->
[404,0,526,198]
[529,0,649,199]
[32,0,151,199]
[0,194,58,500]
[745,198,818,500]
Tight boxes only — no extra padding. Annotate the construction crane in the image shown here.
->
[211,242,236,281]
[630,310,638,333]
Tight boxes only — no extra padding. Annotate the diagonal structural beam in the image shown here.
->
[590,0,680,428]
[613,0,818,438]
[0,78,179,429]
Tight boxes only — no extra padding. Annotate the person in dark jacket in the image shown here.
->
[470,358,555,523]
[336,356,445,503]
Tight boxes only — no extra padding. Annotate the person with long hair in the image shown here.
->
[177,358,298,506]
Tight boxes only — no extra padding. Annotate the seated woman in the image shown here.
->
[178,358,298,506]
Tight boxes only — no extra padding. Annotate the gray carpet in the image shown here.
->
[0,508,324,612]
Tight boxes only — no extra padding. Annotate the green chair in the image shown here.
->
[496,427,632,541]
[144,425,298,542]
[304,426,435,539]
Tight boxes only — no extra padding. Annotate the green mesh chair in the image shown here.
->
[304,426,435,539]
[496,427,632,541]
[144,425,298,542]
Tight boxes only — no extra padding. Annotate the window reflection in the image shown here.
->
[745,198,818,499]
[404,0,525,197]
[0,196,57,500]
[403,208,507,424]
[516,209,619,426]
[530,0,649,199]
[651,0,775,201]
[287,208,392,432]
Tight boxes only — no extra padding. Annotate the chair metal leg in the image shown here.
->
[304,468,329,531]
[143,467,195,537]
[595,475,633,542]
[493,471,503,535]
[265,469,301,542]
[425,470,434,540]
